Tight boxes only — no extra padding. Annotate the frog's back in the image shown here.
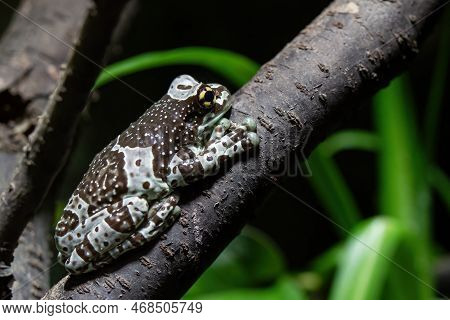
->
[73,113,173,214]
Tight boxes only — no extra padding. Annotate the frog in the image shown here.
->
[55,75,259,274]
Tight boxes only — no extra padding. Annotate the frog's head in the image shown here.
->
[167,75,231,142]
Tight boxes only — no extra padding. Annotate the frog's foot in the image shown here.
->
[56,206,113,265]
[78,195,181,271]
[206,118,232,146]
[64,197,149,274]
[167,123,259,187]
[214,123,259,161]
[206,117,257,147]
[241,117,257,132]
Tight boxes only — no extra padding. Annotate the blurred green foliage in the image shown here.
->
[95,47,259,89]
[183,227,306,299]
[89,10,450,299]
[329,217,404,299]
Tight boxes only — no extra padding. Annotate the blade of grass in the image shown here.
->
[310,243,342,276]
[382,231,437,299]
[95,47,260,88]
[373,75,433,299]
[308,130,379,235]
[373,76,421,227]
[329,217,404,299]
[308,147,362,234]
[424,7,450,158]
[428,165,450,212]
[319,130,379,157]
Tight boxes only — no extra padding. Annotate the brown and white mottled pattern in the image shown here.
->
[55,75,259,274]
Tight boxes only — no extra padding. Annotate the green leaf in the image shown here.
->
[183,226,285,299]
[329,217,404,299]
[310,243,342,276]
[428,165,450,213]
[307,130,379,235]
[318,130,379,157]
[424,7,450,158]
[373,75,433,299]
[187,276,306,300]
[373,76,430,232]
[95,47,260,89]
[382,233,437,299]
[52,200,66,228]
[308,147,362,234]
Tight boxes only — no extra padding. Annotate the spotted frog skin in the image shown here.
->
[55,75,259,274]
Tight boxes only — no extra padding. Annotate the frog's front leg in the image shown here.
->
[64,196,149,274]
[168,120,259,187]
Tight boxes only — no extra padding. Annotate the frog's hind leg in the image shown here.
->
[56,206,111,266]
[64,197,149,274]
[107,194,180,260]
[71,195,180,272]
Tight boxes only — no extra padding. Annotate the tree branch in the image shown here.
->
[0,0,94,300]
[44,0,446,299]
[0,0,130,298]
[10,208,52,299]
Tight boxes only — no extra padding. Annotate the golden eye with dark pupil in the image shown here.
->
[204,91,215,103]
[198,86,216,108]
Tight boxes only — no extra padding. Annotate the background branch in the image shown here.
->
[0,0,92,299]
[10,208,52,299]
[44,0,447,299]
[0,0,130,299]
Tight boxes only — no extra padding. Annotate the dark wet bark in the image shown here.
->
[43,0,447,299]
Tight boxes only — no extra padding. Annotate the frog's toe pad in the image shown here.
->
[173,205,181,216]
[219,118,231,131]
[243,117,257,132]
[246,131,260,147]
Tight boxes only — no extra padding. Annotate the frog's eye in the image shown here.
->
[197,86,216,109]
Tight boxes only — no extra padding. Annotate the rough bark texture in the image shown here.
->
[0,0,130,299]
[1,0,140,301]
[0,0,89,156]
[10,208,52,300]
[43,0,446,300]
[0,0,91,299]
